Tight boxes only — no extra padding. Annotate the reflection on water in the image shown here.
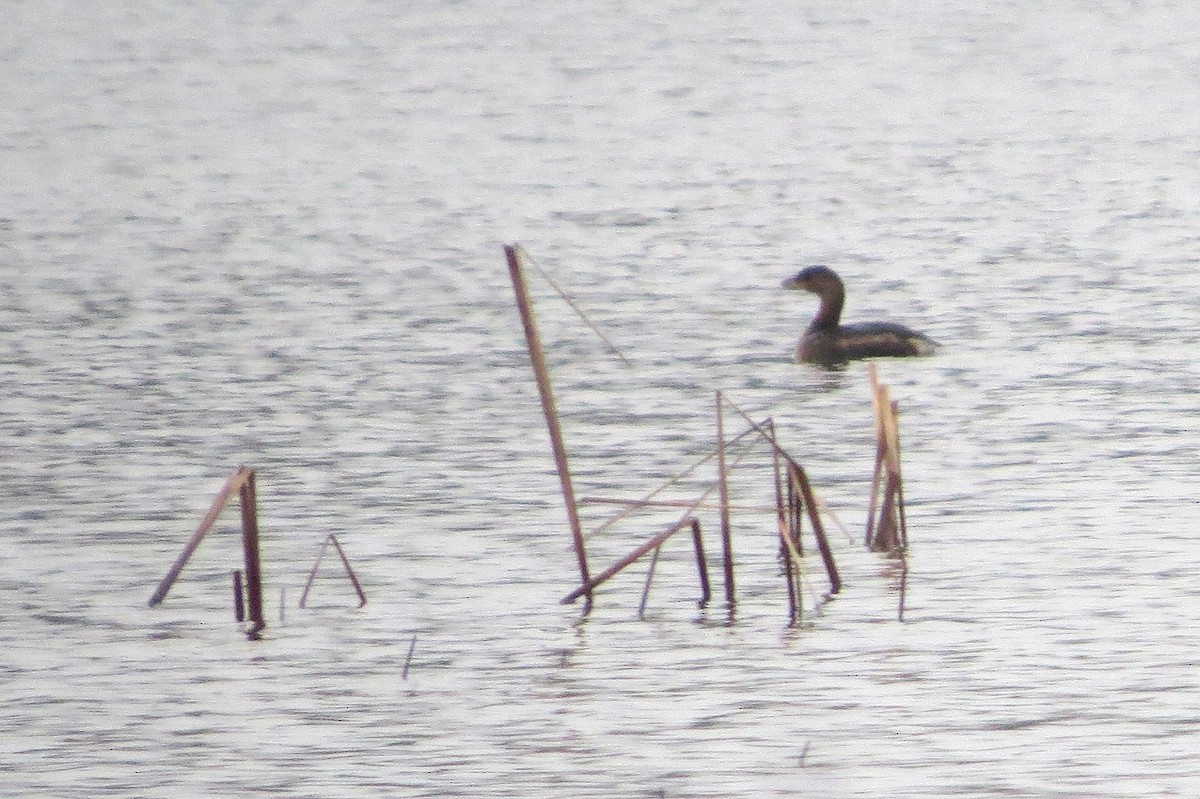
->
[5,0,1200,796]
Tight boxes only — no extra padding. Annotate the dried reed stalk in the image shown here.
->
[402,635,417,680]
[769,420,802,621]
[585,423,759,540]
[513,244,634,367]
[636,545,662,619]
[814,494,856,544]
[715,391,736,607]
[561,431,759,607]
[299,535,368,609]
[718,395,842,594]
[776,496,804,621]
[867,366,908,553]
[148,466,254,607]
[561,516,697,604]
[889,398,909,551]
[865,366,888,546]
[690,519,711,607]
[789,463,842,594]
[232,570,245,622]
[505,244,592,607]
[239,471,266,635]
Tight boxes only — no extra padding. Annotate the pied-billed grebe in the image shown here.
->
[782,266,938,365]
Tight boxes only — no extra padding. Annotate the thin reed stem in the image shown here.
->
[637,546,662,619]
[299,536,333,608]
[515,244,634,367]
[402,635,417,680]
[506,244,592,604]
[585,424,759,540]
[715,391,735,608]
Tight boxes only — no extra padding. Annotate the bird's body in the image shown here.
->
[782,266,938,365]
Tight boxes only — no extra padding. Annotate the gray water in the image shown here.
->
[4,1,1200,796]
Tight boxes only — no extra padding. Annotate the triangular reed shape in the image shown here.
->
[299,535,368,609]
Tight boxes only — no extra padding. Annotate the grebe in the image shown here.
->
[782,266,938,365]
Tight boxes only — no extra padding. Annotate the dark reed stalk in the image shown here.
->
[299,536,333,608]
[769,419,799,621]
[637,545,662,619]
[788,457,804,559]
[714,391,736,608]
[777,479,807,619]
[689,519,711,608]
[505,244,592,609]
[232,570,245,622]
[402,635,417,680]
[239,470,266,635]
[329,536,368,608]
[789,462,842,594]
[561,516,697,604]
[149,466,254,607]
[718,395,842,594]
[789,470,805,620]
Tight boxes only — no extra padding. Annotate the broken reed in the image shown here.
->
[866,365,910,622]
[633,522,711,619]
[719,392,842,596]
[567,415,767,609]
[149,466,266,636]
[562,515,712,606]
[561,393,842,620]
[866,364,908,554]
[299,534,368,608]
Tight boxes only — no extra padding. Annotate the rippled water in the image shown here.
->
[5,1,1200,796]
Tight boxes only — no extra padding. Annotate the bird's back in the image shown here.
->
[799,322,938,364]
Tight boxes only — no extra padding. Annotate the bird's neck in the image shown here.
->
[808,290,844,331]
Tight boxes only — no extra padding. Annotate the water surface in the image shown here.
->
[3,1,1200,796]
